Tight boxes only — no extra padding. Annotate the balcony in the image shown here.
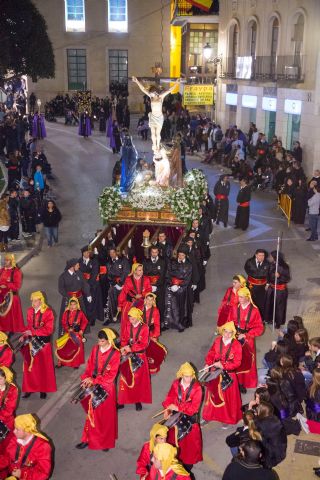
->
[171,0,219,27]
[220,55,305,83]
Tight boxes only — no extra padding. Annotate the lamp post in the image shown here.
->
[37,98,42,114]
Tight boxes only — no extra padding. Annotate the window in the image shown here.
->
[109,50,128,84]
[65,0,85,32]
[270,18,279,76]
[108,0,128,33]
[67,49,87,90]
[249,21,257,56]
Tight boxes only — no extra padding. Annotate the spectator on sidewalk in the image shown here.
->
[306,184,320,241]
[19,189,37,237]
[41,200,62,247]
[0,194,10,252]
[8,189,20,241]
[222,440,279,480]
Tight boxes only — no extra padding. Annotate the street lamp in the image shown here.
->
[37,98,42,113]
[203,43,213,61]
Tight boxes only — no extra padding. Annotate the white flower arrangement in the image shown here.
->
[127,185,169,211]
[98,186,122,222]
[98,169,208,225]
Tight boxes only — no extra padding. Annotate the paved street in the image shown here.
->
[8,121,320,480]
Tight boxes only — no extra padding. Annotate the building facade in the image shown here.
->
[215,0,320,175]
[29,0,171,110]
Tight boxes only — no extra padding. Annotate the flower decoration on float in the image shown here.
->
[77,90,92,115]
[98,186,122,222]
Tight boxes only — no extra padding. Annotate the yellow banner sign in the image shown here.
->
[183,85,214,106]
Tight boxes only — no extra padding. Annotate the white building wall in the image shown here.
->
[216,0,320,175]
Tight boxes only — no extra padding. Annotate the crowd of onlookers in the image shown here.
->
[0,101,62,251]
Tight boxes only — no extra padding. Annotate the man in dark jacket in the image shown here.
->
[19,189,37,236]
[222,440,279,480]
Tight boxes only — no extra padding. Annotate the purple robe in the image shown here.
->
[32,114,47,139]
[106,115,113,138]
[78,114,92,137]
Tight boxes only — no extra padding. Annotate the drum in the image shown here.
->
[146,338,167,374]
[0,287,13,317]
[164,412,194,442]
[236,341,254,374]
[119,353,144,388]
[55,332,81,364]
[30,336,46,357]
[71,384,108,409]
[20,336,46,371]
[221,370,233,391]
[91,384,108,409]
[198,368,221,384]
[0,420,9,443]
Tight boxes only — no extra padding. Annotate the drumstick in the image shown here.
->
[198,363,217,373]
[151,408,166,419]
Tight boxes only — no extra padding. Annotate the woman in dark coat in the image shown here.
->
[254,401,287,469]
[41,200,62,247]
[267,355,306,434]
[264,251,290,329]
[291,179,308,224]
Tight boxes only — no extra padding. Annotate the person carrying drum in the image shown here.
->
[216,274,247,328]
[75,328,120,451]
[19,291,57,400]
[0,332,14,368]
[0,367,18,454]
[55,297,88,369]
[0,253,25,334]
[136,423,168,480]
[0,413,52,479]
[201,322,243,427]
[228,286,264,392]
[161,362,202,474]
[118,307,152,411]
[149,443,191,480]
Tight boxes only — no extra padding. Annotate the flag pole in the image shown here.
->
[272,233,282,332]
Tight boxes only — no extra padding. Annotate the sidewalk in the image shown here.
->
[0,158,43,268]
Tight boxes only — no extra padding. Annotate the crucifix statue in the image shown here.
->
[132,76,181,153]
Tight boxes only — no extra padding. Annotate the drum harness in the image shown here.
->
[32,310,50,345]
[176,379,197,425]
[143,306,154,333]
[14,435,37,467]
[92,346,116,379]
[236,304,253,336]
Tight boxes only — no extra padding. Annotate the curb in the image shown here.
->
[17,227,44,269]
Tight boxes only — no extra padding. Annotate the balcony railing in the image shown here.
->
[220,55,305,83]
[171,0,219,25]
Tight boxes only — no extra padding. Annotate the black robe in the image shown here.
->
[235,186,251,230]
[291,186,308,224]
[264,262,290,328]
[104,256,130,324]
[244,256,269,319]
[58,269,90,334]
[78,256,104,325]
[164,259,192,330]
[155,241,173,264]
[213,180,230,225]
[143,256,166,322]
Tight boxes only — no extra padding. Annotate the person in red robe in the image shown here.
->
[0,254,25,333]
[0,367,18,454]
[162,362,203,471]
[19,291,57,399]
[118,307,152,410]
[76,328,120,451]
[136,423,168,480]
[0,413,52,480]
[118,263,152,336]
[228,286,264,391]
[56,296,88,368]
[217,274,246,327]
[149,443,191,480]
[0,332,14,368]
[143,293,160,339]
[202,321,243,426]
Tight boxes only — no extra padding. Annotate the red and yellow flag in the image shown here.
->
[189,0,213,12]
